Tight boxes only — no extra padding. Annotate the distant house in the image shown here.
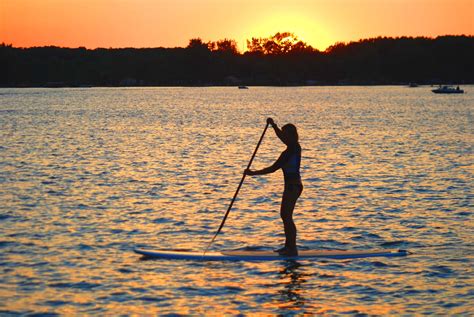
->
[119,78,138,86]
[44,82,65,87]
[224,76,241,85]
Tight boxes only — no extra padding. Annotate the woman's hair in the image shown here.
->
[282,124,298,144]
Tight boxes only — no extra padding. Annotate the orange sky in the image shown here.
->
[1,0,473,51]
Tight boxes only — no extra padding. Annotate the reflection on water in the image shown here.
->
[277,261,306,310]
[0,86,473,315]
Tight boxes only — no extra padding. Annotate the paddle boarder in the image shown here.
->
[245,118,303,256]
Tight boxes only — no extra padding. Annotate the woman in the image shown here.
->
[245,118,303,256]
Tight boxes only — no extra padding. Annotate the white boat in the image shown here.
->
[432,85,464,94]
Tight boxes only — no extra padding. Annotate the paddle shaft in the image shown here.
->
[204,122,269,254]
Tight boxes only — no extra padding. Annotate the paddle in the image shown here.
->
[204,122,269,254]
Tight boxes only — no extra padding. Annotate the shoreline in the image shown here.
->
[1,83,472,89]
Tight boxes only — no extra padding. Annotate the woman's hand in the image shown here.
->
[267,117,275,126]
[244,168,255,176]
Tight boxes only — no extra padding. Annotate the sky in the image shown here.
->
[1,0,473,51]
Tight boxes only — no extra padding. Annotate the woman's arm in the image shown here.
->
[267,118,286,143]
[245,150,289,176]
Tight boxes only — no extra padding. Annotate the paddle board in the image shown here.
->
[134,248,409,261]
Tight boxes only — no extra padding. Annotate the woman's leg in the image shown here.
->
[280,184,302,250]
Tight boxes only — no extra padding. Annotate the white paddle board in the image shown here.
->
[134,248,409,261]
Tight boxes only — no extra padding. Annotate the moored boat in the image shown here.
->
[432,85,464,94]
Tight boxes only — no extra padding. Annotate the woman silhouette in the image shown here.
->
[245,118,303,256]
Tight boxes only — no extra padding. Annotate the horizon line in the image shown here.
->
[2,34,473,52]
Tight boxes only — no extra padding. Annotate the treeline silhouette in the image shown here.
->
[1,33,473,87]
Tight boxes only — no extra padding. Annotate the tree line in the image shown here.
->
[1,33,472,87]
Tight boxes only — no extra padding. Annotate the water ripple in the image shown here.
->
[0,86,473,315]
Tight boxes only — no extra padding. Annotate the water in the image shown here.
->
[1,86,473,315]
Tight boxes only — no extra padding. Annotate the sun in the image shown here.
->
[240,9,333,51]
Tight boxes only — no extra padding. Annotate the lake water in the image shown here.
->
[1,86,473,315]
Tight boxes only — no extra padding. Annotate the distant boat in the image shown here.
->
[238,86,249,89]
[432,85,464,94]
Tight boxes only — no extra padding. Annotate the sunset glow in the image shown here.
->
[1,0,473,51]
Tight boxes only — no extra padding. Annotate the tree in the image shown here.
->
[186,38,210,51]
[1,35,473,87]
[246,32,314,55]
[212,39,238,54]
